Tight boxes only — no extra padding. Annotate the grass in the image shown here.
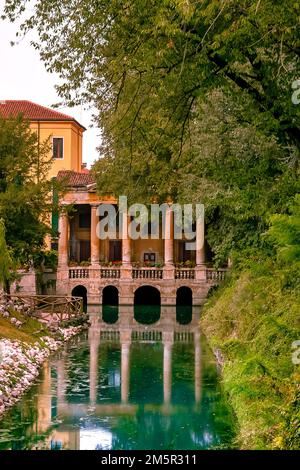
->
[0,310,52,344]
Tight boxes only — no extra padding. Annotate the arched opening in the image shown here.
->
[102,285,119,324]
[71,285,87,313]
[176,286,192,325]
[134,286,161,324]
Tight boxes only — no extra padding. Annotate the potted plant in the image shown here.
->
[68,260,78,267]
[80,260,91,267]
[112,260,122,267]
[184,260,195,268]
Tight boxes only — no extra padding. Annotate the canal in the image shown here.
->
[0,306,236,450]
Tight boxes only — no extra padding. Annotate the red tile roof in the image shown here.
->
[0,100,85,130]
[57,170,95,187]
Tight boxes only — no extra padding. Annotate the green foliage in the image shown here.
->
[33,249,58,270]
[266,195,300,264]
[0,218,14,289]
[201,199,300,449]
[3,0,299,263]
[0,115,56,267]
[3,0,300,449]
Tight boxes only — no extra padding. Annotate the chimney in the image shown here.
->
[81,162,89,173]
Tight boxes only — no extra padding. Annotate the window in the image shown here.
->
[51,242,58,251]
[109,240,122,262]
[144,252,156,262]
[52,137,64,159]
[178,241,192,262]
[79,240,91,262]
[79,212,91,228]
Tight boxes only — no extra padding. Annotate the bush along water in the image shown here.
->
[201,197,300,449]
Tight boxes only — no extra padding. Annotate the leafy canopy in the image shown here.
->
[3,0,300,263]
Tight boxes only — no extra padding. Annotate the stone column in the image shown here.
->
[91,204,100,265]
[121,213,132,280]
[196,212,205,266]
[120,329,131,403]
[195,209,206,281]
[56,355,67,402]
[89,325,100,405]
[122,213,131,266]
[37,362,52,434]
[58,211,69,267]
[163,205,175,281]
[164,205,174,266]
[163,331,173,404]
[194,330,202,405]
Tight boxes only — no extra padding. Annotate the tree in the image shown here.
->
[3,1,300,170]
[267,194,300,264]
[0,114,55,267]
[0,218,13,292]
[3,0,299,263]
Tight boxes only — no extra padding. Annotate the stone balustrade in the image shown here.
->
[67,265,227,282]
[69,268,90,279]
[100,268,121,279]
[206,268,227,282]
[175,269,195,280]
[132,268,163,280]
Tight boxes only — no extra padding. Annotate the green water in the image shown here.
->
[0,308,236,450]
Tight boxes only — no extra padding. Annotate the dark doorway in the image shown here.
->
[176,286,192,324]
[102,285,119,324]
[79,240,91,262]
[178,240,193,263]
[109,240,122,262]
[71,285,88,313]
[134,286,161,324]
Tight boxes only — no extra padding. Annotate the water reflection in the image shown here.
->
[0,306,235,450]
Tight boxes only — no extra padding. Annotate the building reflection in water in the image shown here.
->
[0,306,237,450]
[33,306,203,450]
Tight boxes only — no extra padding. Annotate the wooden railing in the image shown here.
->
[132,268,163,279]
[69,268,89,279]
[206,268,227,282]
[2,294,83,323]
[100,268,121,279]
[175,269,195,280]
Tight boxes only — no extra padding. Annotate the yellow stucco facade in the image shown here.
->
[30,120,84,179]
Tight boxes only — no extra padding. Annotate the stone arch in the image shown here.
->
[71,285,88,313]
[102,285,119,324]
[176,286,192,325]
[134,285,161,325]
